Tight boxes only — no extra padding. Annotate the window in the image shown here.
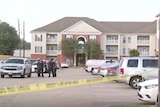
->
[143,59,158,68]
[128,37,131,43]
[66,35,73,39]
[35,46,42,53]
[128,48,131,54]
[123,48,126,55]
[35,34,42,41]
[127,60,138,67]
[89,35,97,40]
[123,37,126,43]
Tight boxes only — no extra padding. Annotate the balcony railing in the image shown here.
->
[46,39,57,44]
[105,51,118,56]
[137,40,149,45]
[139,52,149,56]
[46,50,58,55]
[106,40,118,44]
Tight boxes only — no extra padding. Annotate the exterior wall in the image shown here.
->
[149,34,157,55]
[31,32,47,59]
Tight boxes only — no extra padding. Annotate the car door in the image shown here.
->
[142,59,158,80]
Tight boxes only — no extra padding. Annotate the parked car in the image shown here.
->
[117,56,158,89]
[85,59,110,73]
[0,58,32,78]
[32,61,38,72]
[60,62,69,68]
[137,79,158,104]
[98,61,119,77]
[91,60,119,76]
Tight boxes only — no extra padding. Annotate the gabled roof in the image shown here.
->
[31,17,156,34]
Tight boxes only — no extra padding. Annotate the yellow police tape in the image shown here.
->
[0,68,157,96]
[0,75,129,96]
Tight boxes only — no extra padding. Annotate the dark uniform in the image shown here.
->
[37,59,44,77]
[48,59,56,77]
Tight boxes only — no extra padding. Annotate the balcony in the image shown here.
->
[46,39,57,44]
[105,51,118,56]
[106,40,118,45]
[46,50,58,55]
[137,40,149,46]
[139,52,149,56]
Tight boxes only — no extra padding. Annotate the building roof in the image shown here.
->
[31,17,157,34]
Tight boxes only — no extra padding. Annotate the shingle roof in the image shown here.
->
[101,21,156,33]
[31,17,156,34]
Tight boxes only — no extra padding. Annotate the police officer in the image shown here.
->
[48,58,56,77]
[37,59,44,77]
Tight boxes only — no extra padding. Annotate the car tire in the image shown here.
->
[130,76,142,89]
[1,74,4,78]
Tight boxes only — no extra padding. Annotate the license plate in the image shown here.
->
[8,72,12,75]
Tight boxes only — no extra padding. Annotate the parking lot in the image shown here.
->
[0,67,151,107]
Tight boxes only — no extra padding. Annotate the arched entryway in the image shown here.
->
[76,37,86,66]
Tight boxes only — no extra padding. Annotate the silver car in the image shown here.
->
[0,58,32,78]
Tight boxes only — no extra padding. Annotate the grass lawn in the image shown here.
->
[111,105,151,107]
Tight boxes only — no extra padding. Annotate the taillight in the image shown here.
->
[85,65,88,68]
[108,67,116,72]
[101,68,107,70]
[120,68,124,74]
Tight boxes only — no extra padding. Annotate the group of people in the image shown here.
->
[37,58,57,78]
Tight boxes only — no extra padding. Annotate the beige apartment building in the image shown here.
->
[30,17,158,66]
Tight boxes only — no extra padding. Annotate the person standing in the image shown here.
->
[41,60,44,77]
[37,59,42,77]
[48,58,55,77]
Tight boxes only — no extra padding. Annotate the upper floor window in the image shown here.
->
[137,36,149,40]
[128,37,131,43]
[89,35,97,40]
[35,46,42,53]
[66,35,73,39]
[35,34,42,41]
[123,37,126,43]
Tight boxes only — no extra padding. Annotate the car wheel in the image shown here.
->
[1,74,4,78]
[130,76,142,89]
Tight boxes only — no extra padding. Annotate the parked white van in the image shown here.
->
[85,59,112,73]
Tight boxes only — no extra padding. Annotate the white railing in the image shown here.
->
[106,40,118,44]
[137,40,149,44]
[105,51,118,55]
[46,39,57,43]
[46,50,58,55]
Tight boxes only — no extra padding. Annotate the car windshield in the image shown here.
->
[6,59,24,64]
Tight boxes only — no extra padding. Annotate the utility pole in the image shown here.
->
[23,21,25,58]
[18,19,21,57]
[156,12,160,107]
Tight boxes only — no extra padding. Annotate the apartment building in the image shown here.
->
[30,17,157,66]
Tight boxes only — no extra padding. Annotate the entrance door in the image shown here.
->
[76,54,85,66]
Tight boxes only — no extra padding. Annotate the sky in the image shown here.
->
[0,0,160,42]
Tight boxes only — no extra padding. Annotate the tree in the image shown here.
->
[0,22,20,55]
[60,38,79,64]
[84,40,102,59]
[129,49,140,57]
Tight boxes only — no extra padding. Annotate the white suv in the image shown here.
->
[0,58,32,78]
[118,56,158,89]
